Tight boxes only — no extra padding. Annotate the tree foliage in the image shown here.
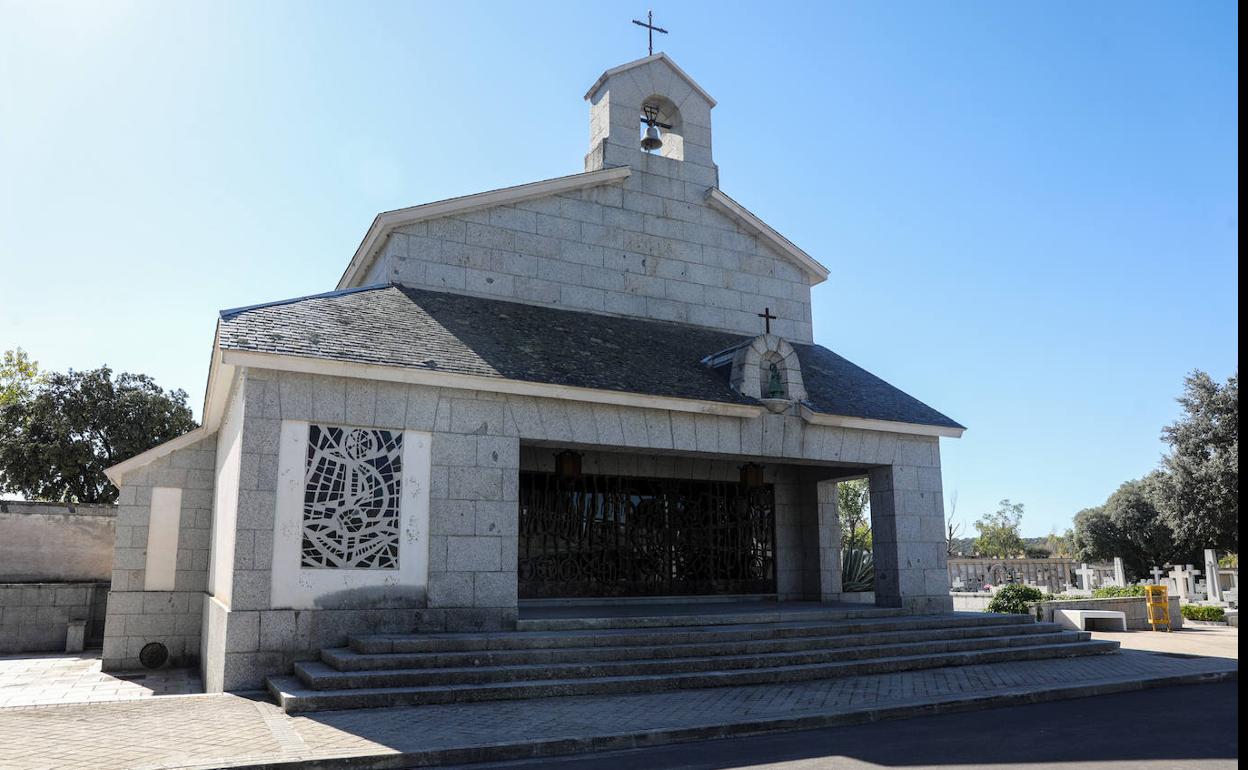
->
[1046,529,1075,558]
[0,348,40,408]
[1155,370,1238,552]
[838,478,872,551]
[0,361,197,503]
[972,499,1026,558]
[1072,473,1185,579]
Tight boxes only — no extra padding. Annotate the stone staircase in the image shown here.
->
[266,607,1119,713]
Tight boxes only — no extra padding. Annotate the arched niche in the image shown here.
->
[640,94,684,161]
[729,334,808,402]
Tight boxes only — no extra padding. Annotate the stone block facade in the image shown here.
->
[0,582,108,654]
[360,55,816,343]
[0,501,116,582]
[105,367,952,688]
[102,435,215,670]
[97,53,959,696]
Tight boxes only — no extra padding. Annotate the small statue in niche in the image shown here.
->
[766,362,785,399]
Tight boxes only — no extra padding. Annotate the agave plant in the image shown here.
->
[841,548,874,592]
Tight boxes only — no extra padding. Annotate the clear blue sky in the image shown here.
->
[0,1,1237,535]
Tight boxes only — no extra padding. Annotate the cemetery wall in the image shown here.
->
[0,501,116,582]
[1034,596,1183,630]
[0,582,109,653]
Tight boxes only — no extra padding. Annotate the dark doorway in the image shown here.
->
[518,471,776,599]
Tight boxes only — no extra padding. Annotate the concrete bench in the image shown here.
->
[1054,609,1127,632]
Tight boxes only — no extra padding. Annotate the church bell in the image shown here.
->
[641,124,663,152]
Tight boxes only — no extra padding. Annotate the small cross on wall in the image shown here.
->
[757,307,777,334]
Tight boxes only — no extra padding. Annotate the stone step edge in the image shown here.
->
[330,622,1063,669]
[235,668,1236,770]
[516,607,904,631]
[270,641,1119,710]
[305,631,1089,686]
[350,613,1036,653]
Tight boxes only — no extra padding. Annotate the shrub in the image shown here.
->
[1092,585,1147,598]
[986,583,1046,615]
[841,548,874,592]
[1181,605,1226,622]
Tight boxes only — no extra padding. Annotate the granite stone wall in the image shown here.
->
[206,367,948,688]
[0,582,108,653]
[0,502,115,582]
[102,435,216,671]
[363,56,815,343]
[868,462,951,613]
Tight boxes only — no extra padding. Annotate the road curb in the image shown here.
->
[200,667,1237,770]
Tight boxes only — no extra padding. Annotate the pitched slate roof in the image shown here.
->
[218,285,963,430]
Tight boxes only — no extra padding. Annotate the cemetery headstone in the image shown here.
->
[1204,549,1223,602]
[1112,557,1127,587]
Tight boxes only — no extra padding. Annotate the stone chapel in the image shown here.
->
[101,53,969,693]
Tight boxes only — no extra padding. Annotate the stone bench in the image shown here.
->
[1054,609,1127,632]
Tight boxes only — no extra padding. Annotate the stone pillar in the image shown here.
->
[816,479,842,602]
[1113,557,1127,587]
[1204,550,1223,602]
[867,461,951,613]
[425,398,520,632]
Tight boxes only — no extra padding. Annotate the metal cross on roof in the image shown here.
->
[757,307,776,334]
[632,10,668,56]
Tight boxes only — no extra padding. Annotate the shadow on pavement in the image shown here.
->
[461,682,1238,769]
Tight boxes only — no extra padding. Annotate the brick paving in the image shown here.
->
[0,652,201,708]
[0,649,1235,770]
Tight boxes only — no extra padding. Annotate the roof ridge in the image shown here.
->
[218,283,392,320]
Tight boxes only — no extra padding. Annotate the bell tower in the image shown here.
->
[583,53,718,188]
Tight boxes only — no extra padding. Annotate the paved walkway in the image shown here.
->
[0,650,1235,770]
[463,682,1239,769]
[1090,625,1238,659]
[0,652,201,708]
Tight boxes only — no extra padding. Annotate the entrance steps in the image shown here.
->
[267,610,1119,713]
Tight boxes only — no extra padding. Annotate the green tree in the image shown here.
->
[1155,370,1238,552]
[0,349,40,408]
[1072,474,1182,579]
[1045,528,1075,558]
[838,478,872,551]
[972,499,1026,557]
[0,365,197,503]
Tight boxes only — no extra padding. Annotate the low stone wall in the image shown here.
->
[0,501,116,582]
[0,582,110,653]
[950,592,994,612]
[1034,596,1183,630]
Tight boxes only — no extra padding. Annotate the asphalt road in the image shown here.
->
[460,682,1238,769]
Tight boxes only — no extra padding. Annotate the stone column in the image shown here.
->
[816,478,842,603]
[867,461,951,613]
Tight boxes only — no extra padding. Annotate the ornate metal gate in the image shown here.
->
[518,471,776,598]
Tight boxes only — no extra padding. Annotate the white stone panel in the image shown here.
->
[143,487,183,591]
[269,421,432,610]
